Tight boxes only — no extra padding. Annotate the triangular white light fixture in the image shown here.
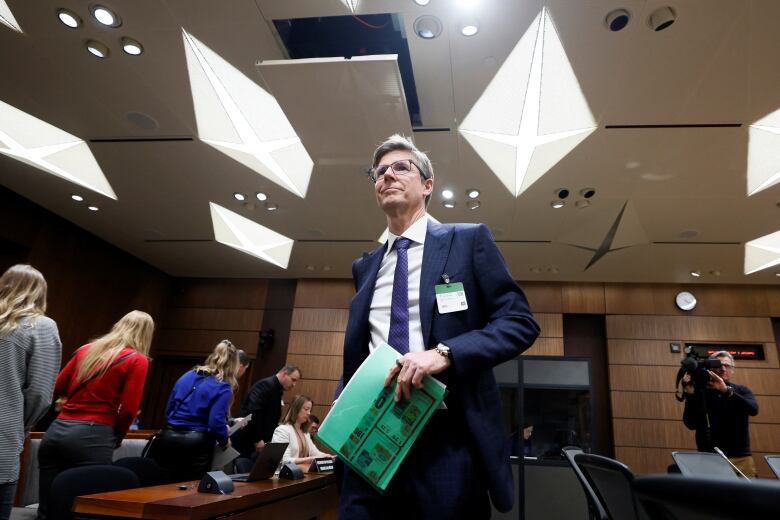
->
[0,1,21,32]
[459,7,596,197]
[744,229,780,275]
[747,107,780,196]
[341,0,359,13]
[0,99,116,199]
[183,30,313,198]
[209,202,294,269]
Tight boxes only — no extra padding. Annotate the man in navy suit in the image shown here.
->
[338,135,540,519]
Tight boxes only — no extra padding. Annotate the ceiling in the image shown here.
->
[1,0,779,284]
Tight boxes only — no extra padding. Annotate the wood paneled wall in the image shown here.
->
[606,284,780,478]
[144,279,271,428]
[0,186,171,363]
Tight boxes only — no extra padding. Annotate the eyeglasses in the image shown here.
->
[719,363,735,369]
[367,159,424,183]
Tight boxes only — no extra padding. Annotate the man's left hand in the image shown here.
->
[707,370,728,393]
[384,350,451,402]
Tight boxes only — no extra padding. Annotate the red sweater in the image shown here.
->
[55,345,149,440]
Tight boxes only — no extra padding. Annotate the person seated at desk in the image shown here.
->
[271,395,334,468]
[148,340,239,482]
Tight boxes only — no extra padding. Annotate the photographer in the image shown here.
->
[682,351,759,477]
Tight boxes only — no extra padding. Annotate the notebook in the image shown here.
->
[229,442,288,482]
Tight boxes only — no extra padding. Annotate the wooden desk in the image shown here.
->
[73,473,337,520]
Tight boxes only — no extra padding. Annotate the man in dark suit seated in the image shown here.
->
[338,135,540,519]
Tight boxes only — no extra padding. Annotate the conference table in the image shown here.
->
[72,473,337,519]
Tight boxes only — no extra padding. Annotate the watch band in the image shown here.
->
[435,345,451,359]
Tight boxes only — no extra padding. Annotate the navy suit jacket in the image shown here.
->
[341,219,540,512]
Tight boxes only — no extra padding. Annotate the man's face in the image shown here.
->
[279,369,300,391]
[713,356,735,383]
[309,422,320,434]
[373,150,433,217]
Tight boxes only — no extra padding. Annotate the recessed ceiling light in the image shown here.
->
[442,189,454,199]
[266,202,279,211]
[57,9,81,28]
[121,37,143,56]
[306,265,315,271]
[467,200,481,210]
[413,15,442,40]
[690,270,701,278]
[709,269,721,276]
[575,200,590,209]
[414,0,431,5]
[88,205,99,211]
[550,200,565,209]
[467,189,480,199]
[233,192,246,201]
[555,188,570,199]
[443,200,456,209]
[461,21,479,36]
[86,40,110,58]
[323,265,332,272]
[605,9,631,32]
[580,187,596,198]
[91,5,121,27]
[71,194,84,202]
[256,192,268,201]
[775,272,780,277]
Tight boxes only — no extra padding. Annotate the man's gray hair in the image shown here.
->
[710,350,735,367]
[372,134,434,206]
[279,364,301,377]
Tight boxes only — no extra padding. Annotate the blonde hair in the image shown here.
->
[195,340,240,400]
[75,310,155,385]
[0,264,48,336]
[281,395,313,429]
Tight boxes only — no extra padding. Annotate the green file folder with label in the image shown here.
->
[317,342,447,492]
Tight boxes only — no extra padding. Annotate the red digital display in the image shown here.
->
[686,343,765,361]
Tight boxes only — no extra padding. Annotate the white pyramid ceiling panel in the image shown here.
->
[747,115,780,196]
[0,1,21,32]
[0,99,116,199]
[209,202,294,269]
[459,7,596,198]
[744,229,780,275]
[183,30,313,198]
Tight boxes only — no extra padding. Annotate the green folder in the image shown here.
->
[317,342,447,492]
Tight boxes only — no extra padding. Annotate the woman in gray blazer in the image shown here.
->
[0,265,61,520]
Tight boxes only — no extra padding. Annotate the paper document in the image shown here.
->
[228,414,252,436]
[317,342,447,492]
[211,445,240,470]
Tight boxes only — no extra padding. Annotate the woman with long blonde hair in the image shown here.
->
[272,395,334,467]
[37,310,153,520]
[0,265,61,520]
[148,340,239,482]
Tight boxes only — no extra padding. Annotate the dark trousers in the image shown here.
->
[37,420,116,520]
[338,411,491,520]
[148,427,213,483]
[0,481,16,520]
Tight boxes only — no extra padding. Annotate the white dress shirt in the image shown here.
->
[368,214,433,353]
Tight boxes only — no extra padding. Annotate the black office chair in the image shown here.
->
[561,446,608,520]
[633,475,780,520]
[114,456,164,486]
[48,465,139,520]
[765,455,780,479]
[671,451,741,479]
[573,453,641,520]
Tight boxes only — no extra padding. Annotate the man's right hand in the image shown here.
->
[255,440,266,451]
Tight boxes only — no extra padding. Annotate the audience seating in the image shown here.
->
[573,453,643,520]
[48,465,139,520]
[113,456,164,487]
[765,455,780,479]
[561,446,608,520]
[633,475,780,520]
[671,451,741,479]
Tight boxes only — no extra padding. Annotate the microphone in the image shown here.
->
[713,447,750,480]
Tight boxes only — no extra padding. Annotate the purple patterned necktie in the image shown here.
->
[387,237,412,355]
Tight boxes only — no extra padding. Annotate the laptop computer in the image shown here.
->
[229,442,288,482]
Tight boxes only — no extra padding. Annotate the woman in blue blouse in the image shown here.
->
[149,340,239,482]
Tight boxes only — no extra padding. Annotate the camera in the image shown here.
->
[676,351,722,390]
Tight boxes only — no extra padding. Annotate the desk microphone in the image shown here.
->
[713,447,750,481]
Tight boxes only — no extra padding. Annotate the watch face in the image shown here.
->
[675,291,697,311]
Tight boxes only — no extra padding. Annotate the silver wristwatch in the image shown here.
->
[435,344,451,359]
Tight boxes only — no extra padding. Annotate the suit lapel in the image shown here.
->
[350,243,386,350]
[420,220,454,347]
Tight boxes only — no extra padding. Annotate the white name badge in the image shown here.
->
[435,282,468,314]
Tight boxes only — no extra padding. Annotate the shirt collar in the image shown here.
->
[386,213,431,253]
